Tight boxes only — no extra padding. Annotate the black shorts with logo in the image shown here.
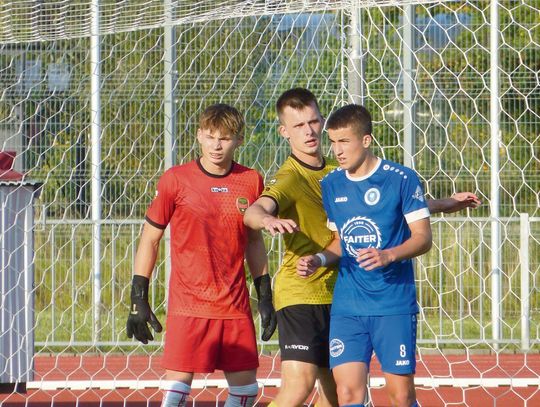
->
[276,304,331,368]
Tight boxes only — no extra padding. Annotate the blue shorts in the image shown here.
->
[329,314,417,374]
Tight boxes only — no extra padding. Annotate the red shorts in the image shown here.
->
[162,315,259,373]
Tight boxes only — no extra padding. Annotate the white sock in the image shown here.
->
[224,382,259,407]
[161,380,191,407]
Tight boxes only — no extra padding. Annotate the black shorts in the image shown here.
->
[276,304,331,368]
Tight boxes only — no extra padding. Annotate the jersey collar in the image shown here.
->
[196,157,235,178]
[345,157,382,182]
[290,154,326,171]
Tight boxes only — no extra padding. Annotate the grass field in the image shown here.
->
[31,219,539,353]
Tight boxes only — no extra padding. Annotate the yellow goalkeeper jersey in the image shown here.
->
[262,154,338,310]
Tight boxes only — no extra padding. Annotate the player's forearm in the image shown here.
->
[427,193,481,214]
[321,233,342,266]
[385,230,432,263]
[245,232,269,280]
[133,234,160,279]
[244,202,273,230]
[427,198,450,214]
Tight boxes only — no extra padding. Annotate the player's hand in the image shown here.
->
[297,255,321,278]
[126,275,163,344]
[261,215,299,236]
[443,192,481,213]
[356,248,394,271]
[254,274,277,341]
[258,298,277,341]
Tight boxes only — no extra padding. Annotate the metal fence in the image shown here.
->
[32,215,539,351]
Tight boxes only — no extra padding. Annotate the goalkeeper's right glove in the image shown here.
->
[126,275,163,344]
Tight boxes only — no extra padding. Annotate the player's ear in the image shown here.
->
[278,124,289,140]
[196,128,203,143]
[363,134,372,148]
[235,135,244,147]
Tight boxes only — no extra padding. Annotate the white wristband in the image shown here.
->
[315,252,327,267]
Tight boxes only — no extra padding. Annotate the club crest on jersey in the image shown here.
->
[412,185,425,202]
[364,188,380,206]
[329,339,344,357]
[341,216,382,257]
[236,197,249,213]
[211,187,229,193]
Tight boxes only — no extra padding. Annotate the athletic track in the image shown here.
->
[1,354,539,406]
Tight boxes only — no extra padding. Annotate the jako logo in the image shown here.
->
[335,197,348,203]
[395,360,410,366]
[211,187,229,193]
[329,339,345,357]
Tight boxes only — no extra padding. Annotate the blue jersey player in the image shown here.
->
[318,104,431,407]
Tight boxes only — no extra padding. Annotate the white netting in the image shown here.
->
[0,1,457,44]
[0,0,539,406]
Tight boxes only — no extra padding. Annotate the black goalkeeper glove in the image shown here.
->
[126,275,163,344]
[254,274,277,341]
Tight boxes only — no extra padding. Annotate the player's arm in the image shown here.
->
[357,218,432,271]
[297,231,342,278]
[133,221,164,279]
[245,227,269,281]
[427,192,481,214]
[243,196,299,236]
[245,227,277,341]
[126,221,164,344]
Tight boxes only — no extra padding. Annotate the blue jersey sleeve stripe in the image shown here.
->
[404,207,430,224]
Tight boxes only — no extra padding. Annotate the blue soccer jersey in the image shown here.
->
[321,158,430,317]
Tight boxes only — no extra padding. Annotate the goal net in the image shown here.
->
[0,0,538,405]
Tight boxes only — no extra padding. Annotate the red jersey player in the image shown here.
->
[126,104,277,407]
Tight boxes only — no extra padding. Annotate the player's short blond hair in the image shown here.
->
[199,104,244,139]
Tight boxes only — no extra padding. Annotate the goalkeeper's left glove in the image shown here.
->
[254,274,277,341]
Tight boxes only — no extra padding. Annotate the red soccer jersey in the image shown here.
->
[145,159,263,319]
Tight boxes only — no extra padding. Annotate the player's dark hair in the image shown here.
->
[326,104,372,137]
[199,103,244,138]
[276,88,320,121]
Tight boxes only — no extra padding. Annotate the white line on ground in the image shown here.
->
[26,377,540,391]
